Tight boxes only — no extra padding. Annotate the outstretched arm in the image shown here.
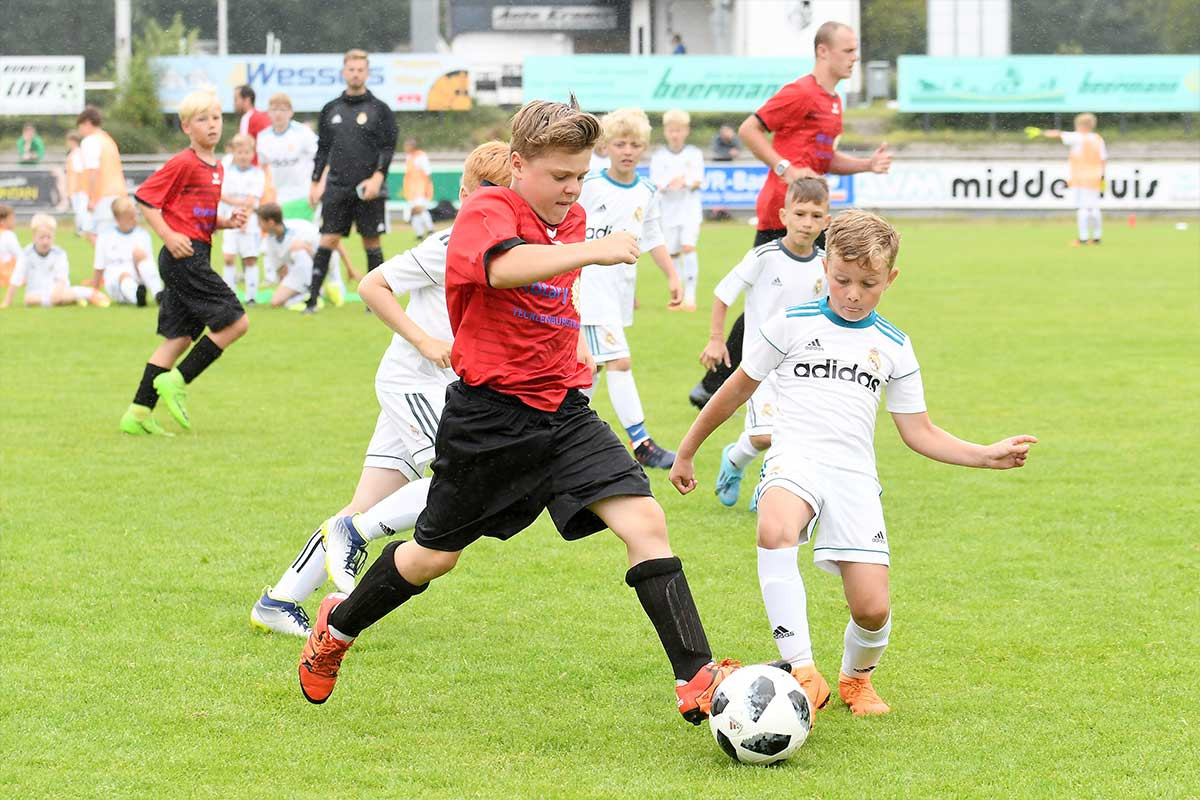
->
[829,142,891,175]
[670,368,762,494]
[892,411,1037,469]
[487,233,638,289]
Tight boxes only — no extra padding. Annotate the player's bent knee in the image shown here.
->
[749,434,772,451]
[850,604,891,632]
[682,244,696,253]
[609,358,632,371]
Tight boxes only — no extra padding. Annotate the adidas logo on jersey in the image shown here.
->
[585,224,614,240]
[872,531,886,543]
[771,277,783,287]
[596,204,607,213]
[793,359,882,392]
[772,626,794,640]
[804,338,822,351]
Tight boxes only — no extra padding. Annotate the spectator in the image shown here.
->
[710,125,741,161]
[672,34,687,54]
[77,105,128,236]
[17,124,44,164]
[234,85,271,163]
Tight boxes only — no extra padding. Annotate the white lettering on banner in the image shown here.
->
[492,5,617,31]
[0,57,85,115]
[854,160,1200,210]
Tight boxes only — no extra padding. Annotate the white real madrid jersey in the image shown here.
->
[578,170,665,325]
[261,218,321,273]
[741,298,926,478]
[94,226,153,279]
[375,227,456,390]
[16,244,69,296]
[649,144,704,226]
[256,122,319,204]
[218,161,266,235]
[714,240,827,347]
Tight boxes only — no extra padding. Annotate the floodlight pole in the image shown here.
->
[218,0,229,56]
[115,0,131,82]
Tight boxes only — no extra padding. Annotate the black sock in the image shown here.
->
[176,335,223,384]
[625,557,713,681]
[328,541,427,638]
[365,247,384,272]
[133,363,169,408]
[307,247,332,307]
[701,313,745,393]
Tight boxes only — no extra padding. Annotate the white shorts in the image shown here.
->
[279,251,314,295]
[71,194,92,234]
[620,263,637,327]
[744,374,779,437]
[755,452,889,576]
[1072,187,1101,209]
[222,229,261,259]
[663,218,701,253]
[104,270,136,303]
[582,323,630,364]
[364,386,446,480]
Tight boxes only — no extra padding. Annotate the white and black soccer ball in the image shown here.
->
[708,663,812,765]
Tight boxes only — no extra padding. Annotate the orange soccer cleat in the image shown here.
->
[767,660,830,727]
[838,672,891,716]
[298,593,352,704]
[676,658,742,725]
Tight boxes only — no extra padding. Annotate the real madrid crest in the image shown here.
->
[867,348,882,372]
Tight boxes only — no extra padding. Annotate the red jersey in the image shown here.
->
[446,186,590,412]
[754,74,843,230]
[135,148,224,243]
[240,109,271,164]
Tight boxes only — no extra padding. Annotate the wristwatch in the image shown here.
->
[773,159,791,177]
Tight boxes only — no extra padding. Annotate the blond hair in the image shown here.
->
[229,133,256,151]
[29,213,57,233]
[826,209,900,272]
[662,109,690,128]
[268,92,293,110]
[786,176,830,208]
[462,141,513,193]
[344,48,369,64]
[111,196,136,217]
[602,108,651,146]
[1074,112,1097,131]
[178,90,220,123]
[509,96,600,160]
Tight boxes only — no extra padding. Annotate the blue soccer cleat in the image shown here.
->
[714,443,745,507]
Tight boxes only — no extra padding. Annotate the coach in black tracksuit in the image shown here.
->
[306,49,398,311]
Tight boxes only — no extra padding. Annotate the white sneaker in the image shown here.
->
[323,515,368,594]
[250,587,311,637]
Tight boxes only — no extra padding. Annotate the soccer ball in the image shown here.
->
[708,663,812,765]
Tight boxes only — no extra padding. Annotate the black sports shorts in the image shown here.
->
[319,185,387,238]
[413,381,654,552]
[156,241,244,340]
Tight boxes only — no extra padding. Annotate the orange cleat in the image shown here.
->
[838,672,891,716]
[768,660,830,727]
[298,593,352,704]
[676,658,742,725]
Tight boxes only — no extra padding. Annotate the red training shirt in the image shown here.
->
[135,148,224,244]
[754,74,843,230]
[446,186,590,412]
[240,109,272,164]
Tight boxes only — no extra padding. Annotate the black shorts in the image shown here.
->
[156,241,245,340]
[319,185,387,238]
[414,381,654,552]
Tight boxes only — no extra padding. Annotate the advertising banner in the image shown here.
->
[628,165,852,210]
[523,56,811,111]
[0,56,85,115]
[854,160,1200,210]
[153,54,471,113]
[898,55,1200,113]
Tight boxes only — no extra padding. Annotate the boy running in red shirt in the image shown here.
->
[120,90,249,436]
[298,97,738,724]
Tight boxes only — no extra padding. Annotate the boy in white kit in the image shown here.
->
[220,134,267,303]
[670,210,1036,723]
[256,93,319,224]
[250,142,512,635]
[92,196,162,306]
[703,177,829,508]
[255,205,347,309]
[579,108,683,470]
[1,215,109,309]
[650,109,705,311]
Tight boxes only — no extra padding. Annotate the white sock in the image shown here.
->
[283,292,307,308]
[325,254,345,292]
[136,259,162,296]
[682,251,699,305]
[1076,208,1089,242]
[356,477,432,541]
[606,369,646,431]
[841,615,891,678]
[1090,208,1102,240]
[119,276,139,302]
[244,262,259,299]
[757,546,813,666]
[223,266,238,291]
[71,286,93,301]
[419,210,434,235]
[728,432,761,470]
[272,526,328,603]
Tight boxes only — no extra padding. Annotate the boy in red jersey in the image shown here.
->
[298,97,739,725]
[119,90,249,436]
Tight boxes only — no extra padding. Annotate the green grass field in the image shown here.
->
[2,216,1198,799]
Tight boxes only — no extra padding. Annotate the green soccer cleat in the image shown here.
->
[119,404,174,436]
[152,368,191,430]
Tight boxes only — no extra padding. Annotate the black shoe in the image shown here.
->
[688,380,713,410]
[245,298,257,306]
[1091,238,1101,245]
[634,439,676,469]
[302,305,319,315]
[135,284,148,307]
